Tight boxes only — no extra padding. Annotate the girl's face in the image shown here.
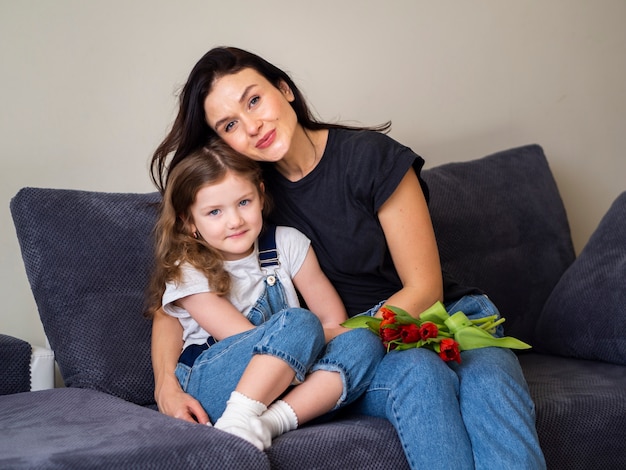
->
[204,68,298,163]
[189,171,264,261]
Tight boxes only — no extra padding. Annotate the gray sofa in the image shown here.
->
[2,144,625,469]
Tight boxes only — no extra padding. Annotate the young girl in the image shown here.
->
[149,47,546,469]
[147,139,383,451]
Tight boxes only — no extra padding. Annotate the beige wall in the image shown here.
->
[2,0,625,347]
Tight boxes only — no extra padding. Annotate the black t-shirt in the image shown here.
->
[263,128,476,316]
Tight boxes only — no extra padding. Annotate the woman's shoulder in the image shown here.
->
[330,127,398,146]
[329,128,412,160]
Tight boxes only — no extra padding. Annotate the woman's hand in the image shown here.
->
[151,309,210,424]
[155,373,210,424]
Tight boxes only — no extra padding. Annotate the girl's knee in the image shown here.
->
[279,308,324,336]
[329,329,385,363]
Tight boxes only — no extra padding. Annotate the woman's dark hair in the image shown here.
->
[150,46,390,192]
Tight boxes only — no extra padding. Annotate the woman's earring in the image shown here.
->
[192,231,199,239]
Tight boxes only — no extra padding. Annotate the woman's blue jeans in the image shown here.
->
[175,278,384,423]
[350,295,546,470]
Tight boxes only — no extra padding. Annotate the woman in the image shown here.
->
[150,46,545,469]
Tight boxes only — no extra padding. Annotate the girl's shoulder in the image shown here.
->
[274,225,311,274]
[176,261,208,285]
[275,225,311,248]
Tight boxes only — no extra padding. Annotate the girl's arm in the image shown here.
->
[292,246,349,342]
[176,292,255,341]
[376,167,444,319]
[151,309,209,424]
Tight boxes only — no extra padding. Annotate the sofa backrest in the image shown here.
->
[11,189,160,406]
[422,144,575,344]
[10,144,575,405]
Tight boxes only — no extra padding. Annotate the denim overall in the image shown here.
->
[175,225,385,423]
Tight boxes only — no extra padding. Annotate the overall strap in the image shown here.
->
[258,223,280,270]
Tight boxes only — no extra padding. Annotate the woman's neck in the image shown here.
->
[275,127,328,182]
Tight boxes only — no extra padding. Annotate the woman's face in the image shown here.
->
[204,68,299,163]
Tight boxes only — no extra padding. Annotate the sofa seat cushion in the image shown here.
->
[519,353,626,470]
[535,191,626,365]
[268,414,409,470]
[0,388,268,470]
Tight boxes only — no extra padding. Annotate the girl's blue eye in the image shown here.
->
[208,209,220,216]
[239,199,250,207]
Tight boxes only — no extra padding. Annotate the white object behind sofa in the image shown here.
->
[30,342,55,390]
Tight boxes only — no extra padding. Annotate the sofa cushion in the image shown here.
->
[0,334,31,395]
[268,414,410,470]
[422,145,575,344]
[534,191,626,365]
[0,387,268,469]
[519,353,626,470]
[10,188,160,406]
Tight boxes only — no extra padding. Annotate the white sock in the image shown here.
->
[250,400,298,445]
[214,391,269,450]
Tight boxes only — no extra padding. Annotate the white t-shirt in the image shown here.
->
[163,226,310,350]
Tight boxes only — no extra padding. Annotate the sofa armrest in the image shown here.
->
[0,334,55,394]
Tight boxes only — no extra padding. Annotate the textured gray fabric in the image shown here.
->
[10,188,160,405]
[535,191,626,365]
[519,353,626,470]
[268,416,410,470]
[0,387,269,469]
[0,334,31,395]
[422,144,575,344]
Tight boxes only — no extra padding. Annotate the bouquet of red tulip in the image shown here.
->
[341,302,531,363]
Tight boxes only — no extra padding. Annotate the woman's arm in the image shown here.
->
[151,309,209,423]
[292,246,349,342]
[376,167,444,318]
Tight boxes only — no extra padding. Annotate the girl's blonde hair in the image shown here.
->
[146,140,270,318]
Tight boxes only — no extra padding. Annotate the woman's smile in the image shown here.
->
[256,129,276,149]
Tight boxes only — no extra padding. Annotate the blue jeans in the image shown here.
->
[176,307,325,422]
[176,278,384,422]
[350,295,546,470]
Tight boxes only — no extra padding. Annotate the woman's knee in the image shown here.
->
[381,347,458,386]
[455,347,529,395]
